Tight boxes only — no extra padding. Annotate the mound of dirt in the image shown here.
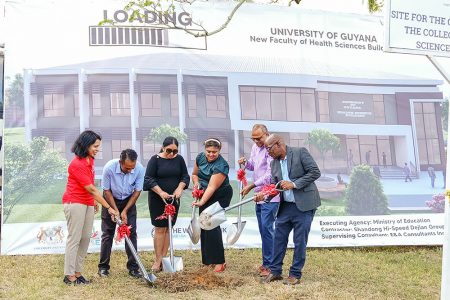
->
[155,267,244,292]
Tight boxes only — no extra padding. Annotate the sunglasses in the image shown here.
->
[165,148,178,155]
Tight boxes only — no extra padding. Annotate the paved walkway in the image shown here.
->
[336,171,445,210]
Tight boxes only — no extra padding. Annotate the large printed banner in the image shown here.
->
[2,215,446,255]
[1,0,449,254]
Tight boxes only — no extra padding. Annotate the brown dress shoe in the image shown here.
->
[259,267,271,277]
[261,273,283,283]
[283,276,300,285]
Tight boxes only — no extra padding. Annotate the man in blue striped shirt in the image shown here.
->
[98,149,145,278]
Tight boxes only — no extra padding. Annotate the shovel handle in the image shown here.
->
[223,195,255,212]
[116,219,155,282]
[168,214,174,268]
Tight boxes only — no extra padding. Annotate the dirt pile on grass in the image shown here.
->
[155,267,244,292]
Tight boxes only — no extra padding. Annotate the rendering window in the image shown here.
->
[239,86,316,122]
[189,140,199,161]
[206,95,226,118]
[140,92,161,117]
[142,140,159,160]
[240,87,257,119]
[187,93,197,118]
[170,93,179,117]
[288,132,308,148]
[43,93,64,117]
[112,139,132,159]
[110,92,130,116]
[73,94,79,117]
[47,140,66,158]
[414,102,441,165]
[92,93,102,116]
[318,91,330,122]
[373,94,386,124]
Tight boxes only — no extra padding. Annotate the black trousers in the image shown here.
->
[98,196,138,271]
[199,185,233,265]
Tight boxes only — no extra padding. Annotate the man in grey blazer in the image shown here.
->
[257,134,321,285]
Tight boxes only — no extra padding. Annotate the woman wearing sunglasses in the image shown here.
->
[143,136,190,272]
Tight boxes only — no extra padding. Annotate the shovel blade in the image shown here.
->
[187,221,201,244]
[143,273,157,286]
[162,256,184,273]
[226,221,247,245]
[199,202,227,230]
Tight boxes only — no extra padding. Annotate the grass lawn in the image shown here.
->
[0,246,442,299]
[3,127,26,145]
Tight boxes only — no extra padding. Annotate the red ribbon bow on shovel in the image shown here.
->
[156,203,176,220]
[261,184,279,197]
[192,186,204,200]
[116,223,132,242]
[237,169,248,187]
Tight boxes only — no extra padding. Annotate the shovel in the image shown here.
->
[116,218,157,286]
[226,181,247,245]
[199,182,283,231]
[186,199,201,244]
[199,195,256,231]
[162,198,184,273]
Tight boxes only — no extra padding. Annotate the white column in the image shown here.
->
[177,69,187,160]
[78,69,86,132]
[129,68,137,151]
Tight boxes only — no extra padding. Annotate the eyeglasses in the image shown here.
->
[165,148,178,155]
[265,142,278,152]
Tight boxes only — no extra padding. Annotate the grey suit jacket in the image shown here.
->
[270,146,321,212]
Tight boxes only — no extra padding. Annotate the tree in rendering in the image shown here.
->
[345,164,389,215]
[3,137,68,222]
[4,73,24,108]
[146,123,187,145]
[305,128,340,174]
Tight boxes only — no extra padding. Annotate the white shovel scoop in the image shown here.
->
[226,180,246,245]
[161,197,184,273]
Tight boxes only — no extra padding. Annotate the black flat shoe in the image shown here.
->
[129,269,143,278]
[63,276,78,285]
[76,275,91,284]
[98,269,110,277]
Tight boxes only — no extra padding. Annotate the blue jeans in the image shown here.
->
[255,202,278,268]
[270,202,315,279]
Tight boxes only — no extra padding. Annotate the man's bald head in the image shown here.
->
[265,134,286,159]
[265,134,283,146]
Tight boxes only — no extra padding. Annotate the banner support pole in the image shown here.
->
[426,55,450,300]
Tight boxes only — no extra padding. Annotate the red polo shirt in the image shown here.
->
[62,156,95,206]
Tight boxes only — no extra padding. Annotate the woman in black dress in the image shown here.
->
[144,136,190,272]
[192,138,233,273]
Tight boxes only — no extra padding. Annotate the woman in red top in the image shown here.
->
[62,130,118,285]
